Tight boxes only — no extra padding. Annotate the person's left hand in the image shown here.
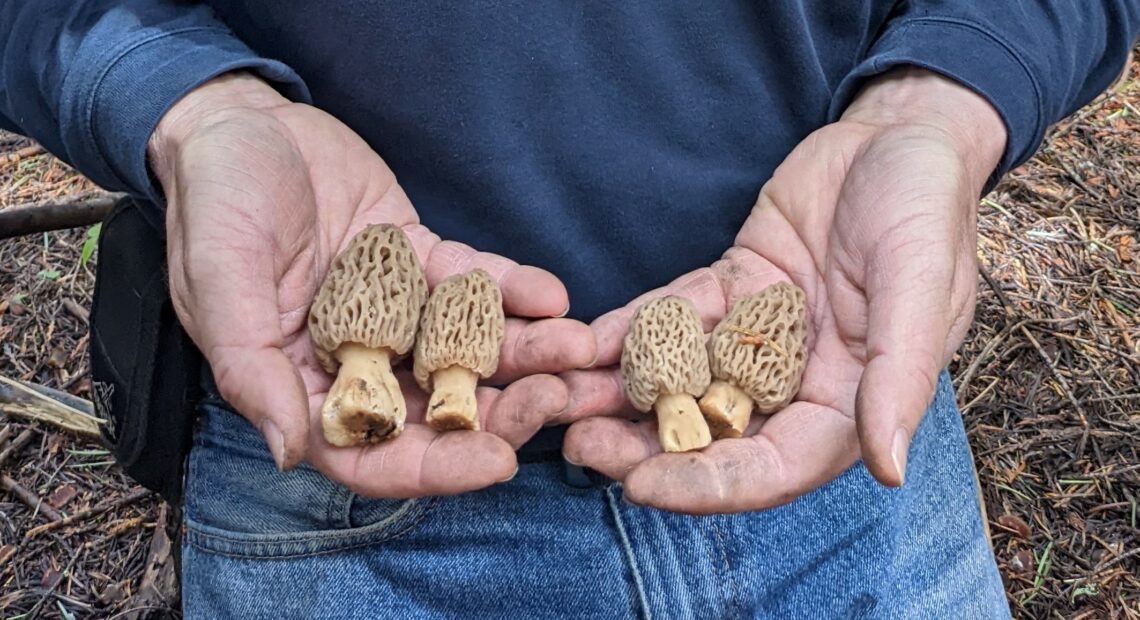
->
[557,67,1008,514]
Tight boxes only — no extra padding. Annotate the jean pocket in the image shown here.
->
[182,402,436,559]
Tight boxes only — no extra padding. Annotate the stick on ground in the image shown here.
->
[0,375,103,438]
[0,194,121,239]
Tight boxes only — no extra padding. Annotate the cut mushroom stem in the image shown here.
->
[698,380,754,439]
[654,393,712,452]
[426,365,480,431]
[321,342,405,447]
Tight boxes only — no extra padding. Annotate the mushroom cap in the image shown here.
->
[707,281,807,413]
[308,224,428,374]
[413,269,505,391]
[620,296,711,413]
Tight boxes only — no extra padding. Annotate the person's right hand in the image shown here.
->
[148,72,596,498]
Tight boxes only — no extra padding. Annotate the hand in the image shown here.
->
[559,68,1007,514]
[149,72,596,498]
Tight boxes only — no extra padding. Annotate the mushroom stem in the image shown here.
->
[698,380,755,439]
[653,393,713,452]
[426,365,480,431]
[322,342,405,446]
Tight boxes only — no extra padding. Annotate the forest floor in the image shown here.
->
[1,57,1138,618]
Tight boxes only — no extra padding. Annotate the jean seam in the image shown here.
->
[183,497,439,559]
[710,518,741,620]
[605,486,652,620]
[331,487,353,528]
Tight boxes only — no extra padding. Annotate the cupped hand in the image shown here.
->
[149,72,597,498]
[559,68,1008,514]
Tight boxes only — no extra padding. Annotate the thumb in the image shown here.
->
[169,225,313,471]
[853,234,963,488]
[207,345,310,471]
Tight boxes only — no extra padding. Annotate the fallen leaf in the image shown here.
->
[8,302,26,316]
[997,514,1033,539]
[1119,235,1133,263]
[41,567,62,589]
[47,484,77,510]
[0,545,15,565]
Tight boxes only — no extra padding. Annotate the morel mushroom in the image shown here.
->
[413,269,505,431]
[699,281,808,439]
[308,224,427,446]
[621,296,713,452]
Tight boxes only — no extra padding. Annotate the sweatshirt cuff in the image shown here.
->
[829,16,1044,191]
[60,26,311,204]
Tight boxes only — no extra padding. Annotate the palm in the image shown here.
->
[561,120,981,514]
[165,102,595,498]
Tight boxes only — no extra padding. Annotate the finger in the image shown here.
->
[563,417,659,480]
[621,402,858,514]
[173,232,312,471]
[307,423,518,498]
[420,237,569,318]
[554,367,640,424]
[209,344,311,471]
[488,318,597,383]
[854,235,960,488]
[480,374,570,449]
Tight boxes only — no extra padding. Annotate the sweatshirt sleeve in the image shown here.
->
[0,1,311,203]
[830,1,1140,183]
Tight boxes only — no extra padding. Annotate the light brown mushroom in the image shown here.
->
[308,224,427,446]
[413,269,505,431]
[621,296,713,452]
[699,281,808,439]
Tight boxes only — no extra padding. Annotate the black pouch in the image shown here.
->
[88,196,203,506]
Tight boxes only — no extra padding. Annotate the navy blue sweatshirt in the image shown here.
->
[2,2,1138,321]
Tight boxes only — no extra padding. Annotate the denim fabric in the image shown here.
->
[181,371,1011,619]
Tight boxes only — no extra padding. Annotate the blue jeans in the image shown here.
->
[180,372,1010,619]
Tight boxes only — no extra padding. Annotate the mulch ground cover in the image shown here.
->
[1,53,1138,618]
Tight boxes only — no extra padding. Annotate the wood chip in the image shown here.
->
[47,483,78,510]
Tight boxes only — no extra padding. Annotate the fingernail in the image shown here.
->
[500,464,520,483]
[891,428,909,485]
[261,419,287,471]
[556,301,570,318]
[563,452,583,467]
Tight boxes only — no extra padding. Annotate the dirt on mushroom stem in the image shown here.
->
[320,342,403,446]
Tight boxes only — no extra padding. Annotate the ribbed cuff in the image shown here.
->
[829,17,1043,192]
[61,25,311,204]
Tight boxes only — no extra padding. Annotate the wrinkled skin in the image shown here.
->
[558,68,1008,515]
[151,73,598,498]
